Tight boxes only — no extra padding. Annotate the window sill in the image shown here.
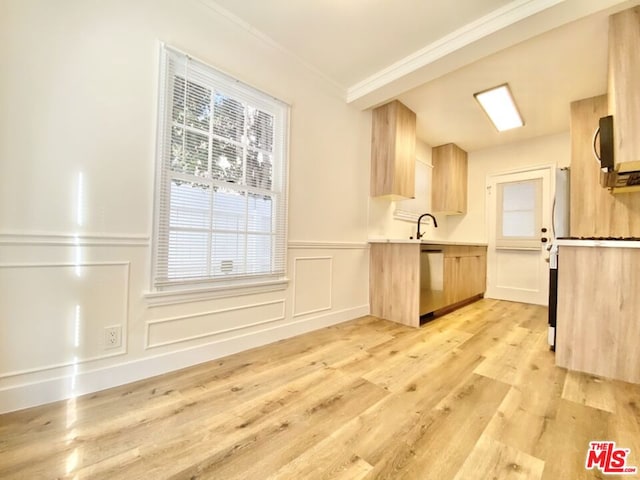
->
[144,277,289,307]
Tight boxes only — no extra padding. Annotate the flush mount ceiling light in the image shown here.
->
[474,84,524,132]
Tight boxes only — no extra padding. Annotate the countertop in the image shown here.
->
[555,239,640,249]
[368,238,488,247]
[369,238,640,248]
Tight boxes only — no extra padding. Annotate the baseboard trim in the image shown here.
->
[0,304,369,414]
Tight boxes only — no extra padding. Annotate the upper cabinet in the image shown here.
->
[609,6,640,173]
[431,143,468,215]
[370,100,416,199]
[570,95,640,237]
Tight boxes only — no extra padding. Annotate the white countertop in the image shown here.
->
[369,238,640,248]
[555,239,640,249]
[368,238,488,247]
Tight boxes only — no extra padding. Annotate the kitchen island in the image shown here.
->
[555,239,640,384]
[369,239,487,327]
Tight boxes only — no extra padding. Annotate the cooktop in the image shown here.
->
[557,236,640,241]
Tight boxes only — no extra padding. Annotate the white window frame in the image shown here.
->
[150,44,290,298]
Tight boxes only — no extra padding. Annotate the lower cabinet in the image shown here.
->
[443,247,487,306]
[370,242,486,328]
[369,243,420,327]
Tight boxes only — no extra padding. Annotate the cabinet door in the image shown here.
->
[370,101,416,198]
[432,143,468,214]
[370,243,421,327]
[465,255,486,297]
[444,255,486,306]
[443,257,463,305]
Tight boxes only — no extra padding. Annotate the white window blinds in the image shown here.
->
[153,46,289,288]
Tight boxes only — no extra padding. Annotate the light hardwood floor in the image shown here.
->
[1,299,639,479]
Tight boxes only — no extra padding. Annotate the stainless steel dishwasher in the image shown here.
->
[420,246,445,316]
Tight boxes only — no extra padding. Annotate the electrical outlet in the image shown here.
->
[104,325,122,349]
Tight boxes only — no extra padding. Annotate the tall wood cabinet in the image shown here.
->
[431,143,468,215]
[570,95,640,237]
[609,6,640,173]
[370,100,416,199]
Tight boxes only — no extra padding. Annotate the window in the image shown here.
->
[496,178,541,249]
[152,46,289,290]
[394,160,430,221]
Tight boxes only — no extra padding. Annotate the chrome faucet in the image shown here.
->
[416,213,438,239]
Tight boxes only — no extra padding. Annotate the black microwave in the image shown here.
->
[596,115,614,172]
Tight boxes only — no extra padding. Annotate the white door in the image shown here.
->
[486,167,552,305]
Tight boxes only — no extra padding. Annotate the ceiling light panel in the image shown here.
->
[474,84,524,131]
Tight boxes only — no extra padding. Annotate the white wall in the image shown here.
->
[0,0,371,412]
[368,140,449,241]
[447,132,571,243]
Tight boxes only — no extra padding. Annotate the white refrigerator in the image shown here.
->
[548,167,570,350]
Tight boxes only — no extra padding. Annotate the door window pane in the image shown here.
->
[497,178,541,248]
[502,181,536,237]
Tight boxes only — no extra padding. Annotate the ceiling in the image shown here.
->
[206,0,640,152]
[210,0,513,88]
[400,11,609,151]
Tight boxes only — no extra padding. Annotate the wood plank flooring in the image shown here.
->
[1,299,640,479]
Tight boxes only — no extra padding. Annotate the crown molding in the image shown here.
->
[346,0,565,104]
[196,0,346,96]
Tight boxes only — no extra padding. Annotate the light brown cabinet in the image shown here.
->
[556,245,640,384]
[609,6,640,173]
[370,100,416,199]
[443,246,486,306]
[431,143,468,215]
[570,95,640,237]
[369,242,486,328]
[370,243,420,327]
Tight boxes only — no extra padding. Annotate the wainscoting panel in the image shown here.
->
[0,262,129,377]
[293,256,333,317]
[146,299,286,349]
[0,240,370,413]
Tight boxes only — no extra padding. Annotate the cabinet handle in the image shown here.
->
[593,126,601,163]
